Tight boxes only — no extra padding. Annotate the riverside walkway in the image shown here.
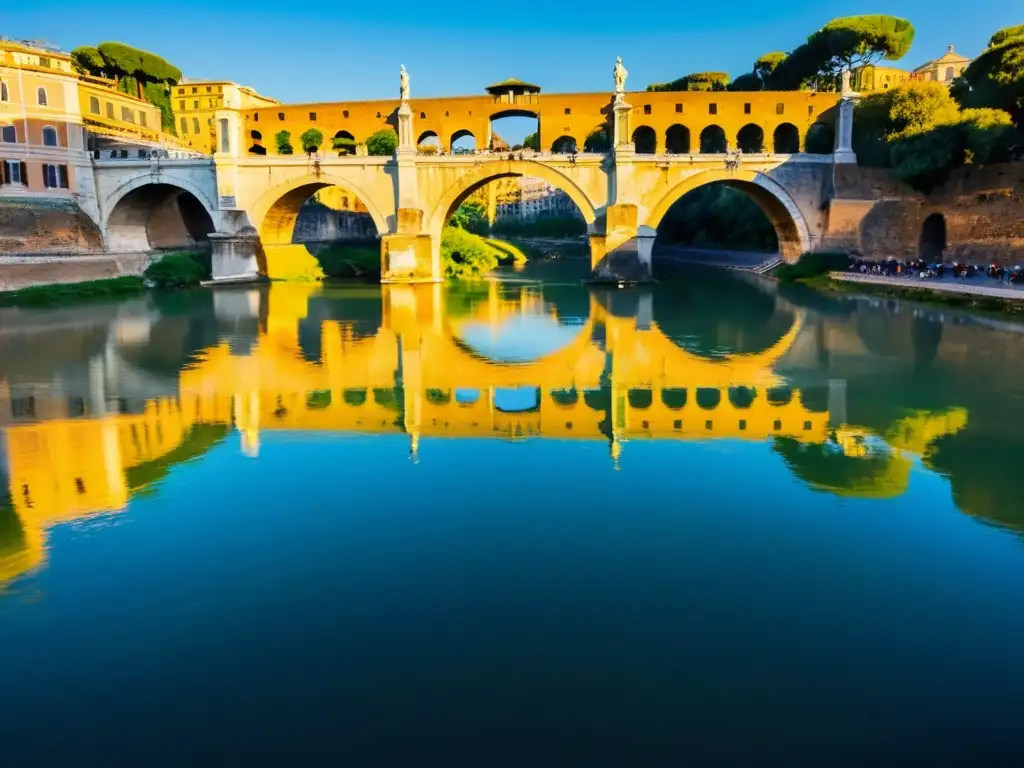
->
[832,271,1024,302]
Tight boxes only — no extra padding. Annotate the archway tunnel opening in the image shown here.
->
[654,179,801,268]
[261,182,381,280]
[441,171,590,279]
[489,109,539,152]
[106,183,215,253]
[919,212,947,262]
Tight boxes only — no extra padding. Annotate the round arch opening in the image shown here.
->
[919,213,947,262]
[699,125,727,154]
[489,109,539,152]
[106,183,215,253]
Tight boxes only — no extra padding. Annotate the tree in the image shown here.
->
[332,136,356,154]
[648,72,729,92]
[523,132,540,151]
[449,201,489,235]
[300,128,324,155]
[951,26,1024,126]
[275,130,294,155]
[366,128,398,156]
[887,81,961,138]
[71,46,106,76]
[769,16,915,91]
[730,53,787,92]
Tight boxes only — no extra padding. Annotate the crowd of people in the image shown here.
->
[849,258,1024,286]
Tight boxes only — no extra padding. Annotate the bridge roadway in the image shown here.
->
[80,82,859,283]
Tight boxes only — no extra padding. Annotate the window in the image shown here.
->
[709,103,717,115]
[42,126,58,146]
[675,103,682,113]
[420,111,426,119]
[343,110,349,118]
[192,118,201,134]
[179,99,185,110]
[121,106,135,123]
[43,163,69,189]
[106,103,114,119]
[1,124,16,142]
[309,111,317,120]
[564,107,572,115]
[139,112,147,128]
[376,112,381,118]
[192,87,198,94]
[39,56,51,68]
[643,104,651,115]
[178,87,185,95]
[808,105,815,116]
[776,103,784,115]
[37,87,48,106]
[180,117,188,134]
[278,112,285,120]
[193,100,199,109]
[744,103,751,114]
[89,96,100,114]
[206,86,212,93]
[253,113,259,122]
[209,98,214,108]
[0,80,8,102]
[2,160,27,185]
[251,130,262,139]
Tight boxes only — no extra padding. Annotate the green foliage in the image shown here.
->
[889,123,963,190]
[449,201,490,235]
[144,81,175,133]
[584,126,611,152]
[366,128,398,156]
[770,15,914,91]
[648,72,729,92]
[71,46,105,76]
[952,29,1024,125]
[852,90,897,166]
[300,128,324,154]
[755,52,787,79]
[960,108,1017,163]
[124,425,228,493]
[143,251,211,288]
[491,215,587,239]
[440,227,526,278]
[0,276,144,307]
[775,251,852,283]
[97,41,181,84]
[888,81,961,138]
[332,136,356,153]
[275,130,294,155]
[523,132,540,150]
[728,72,763,92]
[315,240,380,278]
[804,123,835,154]
[657,185,777,252]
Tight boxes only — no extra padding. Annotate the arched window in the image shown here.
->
[0,80,8,102]
[736,123,764,153]
[36,87,47,106]
[250,130,262,140]
[42,126,58,147]
[89,96,100,114]
[699,125,727,154]
[631,126,656,154]
[773,123,800,154]
[665,124,690,153]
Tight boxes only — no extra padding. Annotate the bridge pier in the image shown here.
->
[209,228,262,283]
[589,204,653,283]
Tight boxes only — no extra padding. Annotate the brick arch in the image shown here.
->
[644,169,812,262]
[424,159,599,238]
[248,173,390,245]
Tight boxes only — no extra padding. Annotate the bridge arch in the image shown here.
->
[102,176,219,253]
[425,159,599,239]
[248,173,390,246]
[450,129,476,152]
[644,169,812,262]
[665,124,690,153]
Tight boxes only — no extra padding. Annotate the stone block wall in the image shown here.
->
[0,199,103,254]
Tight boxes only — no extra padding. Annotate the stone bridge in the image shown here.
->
[81,85,858,283]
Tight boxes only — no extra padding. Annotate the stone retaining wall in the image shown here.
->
[0,254,156,292]
[0,199,104,254]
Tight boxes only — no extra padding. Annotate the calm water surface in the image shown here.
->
[2,262,1024,764]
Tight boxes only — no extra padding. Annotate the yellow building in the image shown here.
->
[0,39,85,197]
[77,73,163,146]
[852,64,910,92]
[172,80,278,154]
[912,45,972,85]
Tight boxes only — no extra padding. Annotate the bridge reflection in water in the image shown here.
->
[0,280,968,586]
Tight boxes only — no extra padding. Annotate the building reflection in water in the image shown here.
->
[0,278,976,586]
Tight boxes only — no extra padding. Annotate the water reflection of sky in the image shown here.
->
[456,316,583,363]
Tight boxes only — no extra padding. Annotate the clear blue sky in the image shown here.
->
[4,2,1020,104]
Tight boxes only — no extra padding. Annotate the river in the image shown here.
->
[2,261,1024,764]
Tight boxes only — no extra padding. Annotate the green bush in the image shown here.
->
[144,251,211,288]
[775,251,851,282]
[441,227,514,278]
[332,136,356,153]
[275,130,294,155]
[314,241,381,278]
[449,201,489,235]
[0,276,145,307]
[300,128,324,154]
[366,129,399,156]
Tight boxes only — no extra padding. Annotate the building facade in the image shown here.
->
[912,45,972,85]
[77,74,163,148]
[173,80,278,154]
[852,64,911,92]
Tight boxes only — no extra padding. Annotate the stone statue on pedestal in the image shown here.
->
[400,65,410,101]
[614,56,628,95]
[840,68,852,95]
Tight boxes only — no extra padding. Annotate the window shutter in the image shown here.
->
[42,164,51,188]
[59,165,68,188]
[0,161,7,185]
[19,161,27,185]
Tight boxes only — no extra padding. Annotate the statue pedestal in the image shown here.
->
[397,100,415,152]
[613,95,632,148]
